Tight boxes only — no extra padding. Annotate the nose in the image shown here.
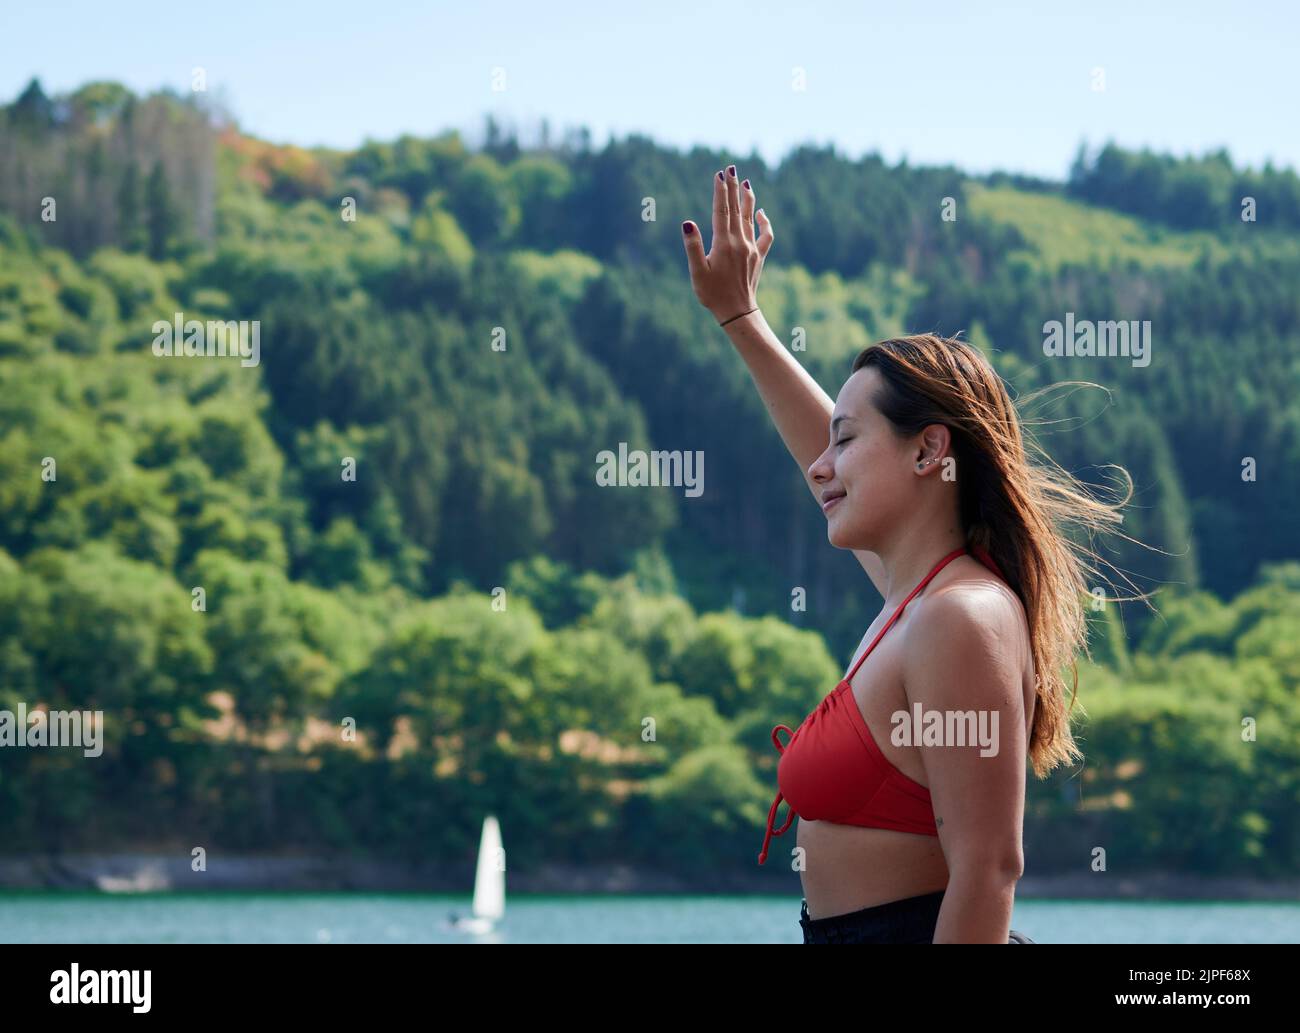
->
[808,440,834,483]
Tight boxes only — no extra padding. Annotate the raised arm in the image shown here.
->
[681,165,885,598]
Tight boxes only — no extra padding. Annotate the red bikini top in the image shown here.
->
[757,543,1007,865]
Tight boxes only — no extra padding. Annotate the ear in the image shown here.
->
[915,423,952,467]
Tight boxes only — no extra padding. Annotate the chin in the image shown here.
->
[827,513,871,551]
[826,521,857,550]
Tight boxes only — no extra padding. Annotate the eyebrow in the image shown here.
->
[830,415,855,434]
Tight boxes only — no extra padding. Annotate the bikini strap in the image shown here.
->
[845,545,969,683]
[968,542,1006,581]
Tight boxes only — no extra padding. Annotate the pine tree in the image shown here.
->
[145,159,178,259]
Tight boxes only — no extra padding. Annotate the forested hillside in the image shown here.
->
[1,79,1296,876]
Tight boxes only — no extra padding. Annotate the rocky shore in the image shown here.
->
[1,854,1297,900]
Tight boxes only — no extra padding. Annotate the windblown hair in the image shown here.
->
[851,333,1155,779]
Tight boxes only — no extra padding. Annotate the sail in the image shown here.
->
[471,814,505,920]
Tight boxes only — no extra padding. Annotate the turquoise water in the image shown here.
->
[1,894,1297,943]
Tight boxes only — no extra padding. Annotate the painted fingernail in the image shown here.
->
[682,222,694,234]
[727,165,736,177]
[742,179,750,189]
[717,170,724,182]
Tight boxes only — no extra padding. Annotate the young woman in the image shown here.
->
[680,165,1134,943]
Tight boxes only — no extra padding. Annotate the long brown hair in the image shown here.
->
[851,333,1155,778]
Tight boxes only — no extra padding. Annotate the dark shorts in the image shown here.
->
[800,892,1036,943]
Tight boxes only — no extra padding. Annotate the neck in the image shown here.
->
[877,521,968,609]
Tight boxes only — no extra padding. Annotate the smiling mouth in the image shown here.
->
[822,493,845,514]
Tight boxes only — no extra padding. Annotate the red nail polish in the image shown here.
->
[727,165,736,177]
[742,179,750,189]
[683,222,694,234]
[717,170,724,182]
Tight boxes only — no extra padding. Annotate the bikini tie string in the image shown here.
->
[758,724,796,865]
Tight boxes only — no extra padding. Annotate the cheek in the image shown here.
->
[838,442,877,484]
[840,446,905,517]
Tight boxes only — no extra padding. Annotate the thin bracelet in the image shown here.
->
[719,306,758,327]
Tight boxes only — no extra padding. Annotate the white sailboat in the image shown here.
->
[449,814,505,934]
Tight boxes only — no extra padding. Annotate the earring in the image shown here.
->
[916,459,934,470]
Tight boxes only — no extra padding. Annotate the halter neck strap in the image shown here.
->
[845,545,969,682]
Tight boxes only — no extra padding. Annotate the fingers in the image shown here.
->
[681,220,707,282]
[711,168,728,247]
[739,175,756,244]
[755,206,775,261]
[725,164,742,236]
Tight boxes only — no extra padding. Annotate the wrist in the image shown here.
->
[717,305,760,328]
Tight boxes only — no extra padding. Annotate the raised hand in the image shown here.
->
[681,164,774,325]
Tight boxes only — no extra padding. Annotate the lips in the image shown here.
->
[821,491,846,514]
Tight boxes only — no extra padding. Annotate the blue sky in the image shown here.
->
[2,0,1295,178]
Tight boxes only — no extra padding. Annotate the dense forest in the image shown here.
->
[0,79,1297,877]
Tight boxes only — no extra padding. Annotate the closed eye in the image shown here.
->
[835,437,853,448]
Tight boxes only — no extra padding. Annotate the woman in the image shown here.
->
[680,165,1134,943]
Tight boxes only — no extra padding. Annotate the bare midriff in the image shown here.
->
[798,820,951,919]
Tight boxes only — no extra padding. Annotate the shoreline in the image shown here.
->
[1,855,1298,900]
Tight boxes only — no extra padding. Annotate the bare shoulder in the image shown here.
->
[905,582,1022,656]
[934,567,1027,630]
[901,575,1028,709]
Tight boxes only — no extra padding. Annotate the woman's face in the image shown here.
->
[808,367,916,551]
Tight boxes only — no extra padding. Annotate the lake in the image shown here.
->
[2,894,1297,943]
